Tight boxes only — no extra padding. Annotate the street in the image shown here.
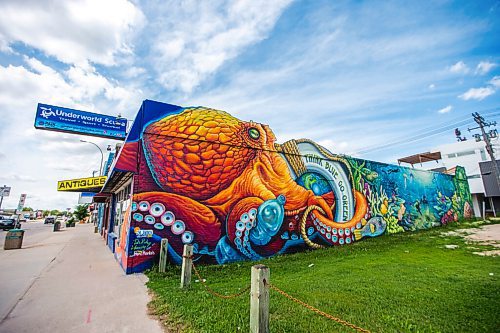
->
[0,220,69,322]
[0,221,163,333]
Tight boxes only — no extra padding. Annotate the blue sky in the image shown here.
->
[0,0,499,210]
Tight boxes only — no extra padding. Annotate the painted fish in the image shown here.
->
[354,216,387,240]
[463,201,473,219]
[397,203,406,221]
[362,168,378,182]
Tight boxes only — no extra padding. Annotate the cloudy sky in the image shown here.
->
[0,0,499,210]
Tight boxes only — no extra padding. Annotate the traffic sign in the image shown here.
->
[0,186,11,197]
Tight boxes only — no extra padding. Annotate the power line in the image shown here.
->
[355,118,475,154]
[357,109,500,154]
[354,108,499,155]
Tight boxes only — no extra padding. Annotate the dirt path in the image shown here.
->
[443,223,500,256]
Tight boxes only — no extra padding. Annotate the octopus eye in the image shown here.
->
[248,127,260,140]
[131,202,138,212]
[181,231,194,244]
[161,211,175,226]
[144,215,155,224]
[133,213,143,222]
[139,201,150,212]
[150,203,165,217]
[172,220,185,235]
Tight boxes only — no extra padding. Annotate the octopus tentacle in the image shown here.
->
[300,190,368,248]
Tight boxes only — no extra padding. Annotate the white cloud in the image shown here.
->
[0,57,143,209]
[490,76,500,88]
[146,0,293,93]
[449,61,470,74]
[122,66,146,79]
[317,139,350,154]
[428,83,435,89]
[0,0,144,65]
[0,36,12,53]
[475,61,496,75]
[0,174,38,183]
[0,58,141,115]
[459,87,495,100]
[457,75,500,101]
[437,105,452,114]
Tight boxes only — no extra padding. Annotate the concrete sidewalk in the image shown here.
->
[0,221,74,322]
[0,224,163,333]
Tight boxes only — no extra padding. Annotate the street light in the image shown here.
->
[80,140,103,176]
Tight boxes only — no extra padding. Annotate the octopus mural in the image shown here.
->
[109,101,473,273]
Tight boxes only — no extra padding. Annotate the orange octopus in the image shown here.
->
[123,107,368,263]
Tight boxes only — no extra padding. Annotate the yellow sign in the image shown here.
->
[57,176,107,192]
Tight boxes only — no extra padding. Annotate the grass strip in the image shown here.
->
[147,219,500,333]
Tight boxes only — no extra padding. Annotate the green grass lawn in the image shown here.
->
[146,220,500,333]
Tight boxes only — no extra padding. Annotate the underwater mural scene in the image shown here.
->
[108,100,473,273]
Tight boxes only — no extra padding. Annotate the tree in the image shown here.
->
[50,209,61,216]
[22,207,33,212]
[73,204,89,222]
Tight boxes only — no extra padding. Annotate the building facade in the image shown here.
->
[97,100,473,274]
[425,138,499,217]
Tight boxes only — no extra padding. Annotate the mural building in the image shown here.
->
[103,100,473,273]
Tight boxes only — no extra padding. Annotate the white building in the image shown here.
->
[425,137,499,217]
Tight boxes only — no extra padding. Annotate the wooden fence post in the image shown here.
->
[180,244,193,288]
[250,264,270,333]
[159,238,168,273]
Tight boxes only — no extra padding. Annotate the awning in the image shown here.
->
[100,170,133,193]
[92,193,112,203]
[397,152,442,166]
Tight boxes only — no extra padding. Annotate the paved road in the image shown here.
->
[0,223,163,333]
[0,220,69,322]
[1,219,56,247]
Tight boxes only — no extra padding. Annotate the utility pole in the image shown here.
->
[0,184,10,210]
[0,185,5,210]
[469,112,500,197]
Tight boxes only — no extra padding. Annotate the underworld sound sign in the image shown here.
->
[34,103,127,140]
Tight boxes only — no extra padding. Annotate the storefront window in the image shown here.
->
[114,181,132,245]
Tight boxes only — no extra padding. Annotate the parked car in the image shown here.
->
[0,215,18,230]
[44,216,56,224]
